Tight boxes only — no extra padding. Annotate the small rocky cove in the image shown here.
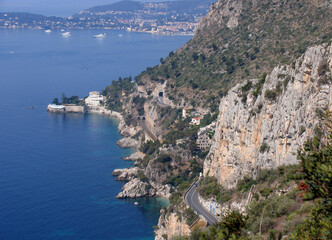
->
[88,107,172,200]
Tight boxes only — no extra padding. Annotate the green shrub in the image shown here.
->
[257,103,263,112]
[253,193,259,201]
[241,81,253,103]
[237,176,257,192]
[253,73,267,98]
[165,175,185,187]
[264,89,277,101]
[260,142,270,153]
[197,176,222,198]
[216,189,232,204]
[197,151,208,159]
[241,81,253,92]
[183,208,199,226]
[137,170,148,182]
[171,236,189,240]
[260,188,273,197]
[247,195,296,234]
[156,154,172,164]
[299,125,306,135]
[257,169,279,184]
[284,76,291,88]
[169,192,181,206]
[140,140,161,155]
[178,181,190,193]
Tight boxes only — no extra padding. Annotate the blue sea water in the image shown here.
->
[0,29,191,240]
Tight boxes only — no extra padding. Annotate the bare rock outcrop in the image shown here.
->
[154,209,191,240]
[112,167,138,181]
[150,181,171,199]
[123,151,146,161]
[116,137,140,149]
[204,43,332,188]
[197,0,243,36]
[116,178,156,199]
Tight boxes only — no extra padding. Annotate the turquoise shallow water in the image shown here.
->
[0,29,190,240]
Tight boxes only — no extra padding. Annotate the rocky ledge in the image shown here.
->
[123,151,146,161]
[116,178,156,198]
[112,167,138,181]
[116,137,140,149]
[112,167,171,199]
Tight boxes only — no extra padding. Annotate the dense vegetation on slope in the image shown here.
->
[102,76,135,112]
[136,0,332,109]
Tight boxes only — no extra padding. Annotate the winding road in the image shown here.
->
[184,179,219,225]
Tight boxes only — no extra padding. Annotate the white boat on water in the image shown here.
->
[93,33,107,38]
[61,32,71,37]
[134,202,139,205]
[44,29,51,33]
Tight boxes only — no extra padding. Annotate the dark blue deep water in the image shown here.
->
[0,30,191,240]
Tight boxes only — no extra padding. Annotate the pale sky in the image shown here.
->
[0,0,164,17]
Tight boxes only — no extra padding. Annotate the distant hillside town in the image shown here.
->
[0,0,216,35]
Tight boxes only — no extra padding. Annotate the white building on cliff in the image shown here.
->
[85,91,104,107]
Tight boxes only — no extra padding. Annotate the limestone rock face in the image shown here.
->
[112,167,138,181]
[198,0,243,33]
[116,178,156,199]
[112,167,170,198]
[150,181,171,199]
[116,137,140,149]
[154,209,191,240]
[204,43,332,188]
[123,151,146,161]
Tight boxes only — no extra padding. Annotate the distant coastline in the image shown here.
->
[0,13,198,36]
[0,0,215,36]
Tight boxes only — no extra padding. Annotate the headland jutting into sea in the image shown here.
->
[47,91,169,199]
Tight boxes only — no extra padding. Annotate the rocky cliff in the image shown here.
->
[204,43,332,188]
[154,209,191,240]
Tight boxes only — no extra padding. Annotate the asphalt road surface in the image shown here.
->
[184,180,219,225]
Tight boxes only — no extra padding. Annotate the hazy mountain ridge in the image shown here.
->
[83,0,215,14]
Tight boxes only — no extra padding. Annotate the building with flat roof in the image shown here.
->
[85,91,104,107]
[196,131,212,151]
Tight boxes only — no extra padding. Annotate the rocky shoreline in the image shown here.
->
[122,151,146,161]
[116,137,140,149]
[88,107,171,200]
